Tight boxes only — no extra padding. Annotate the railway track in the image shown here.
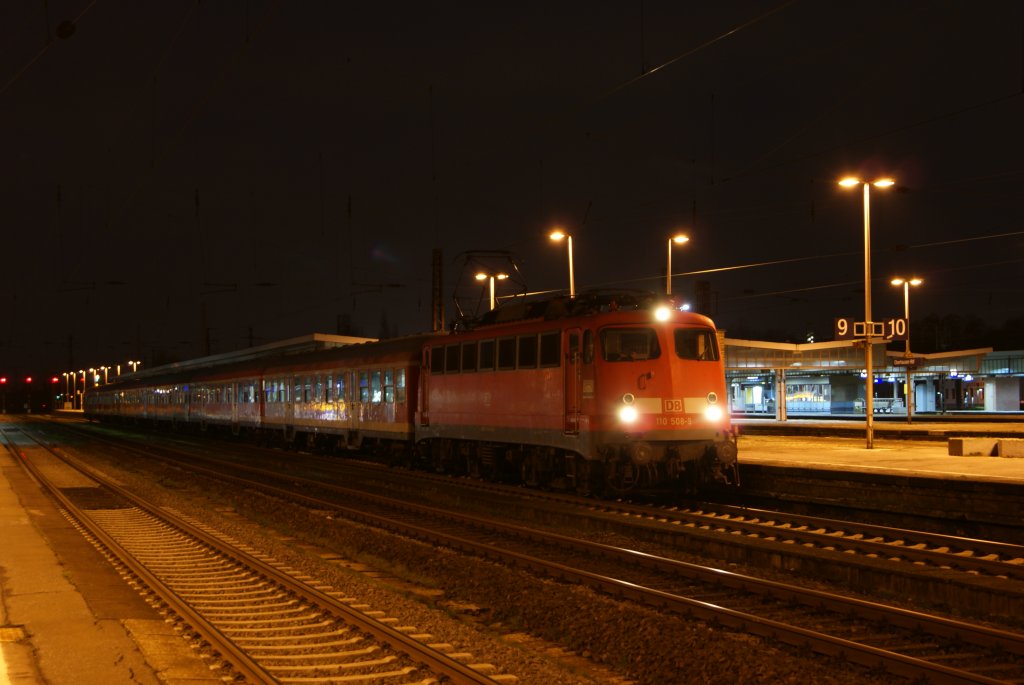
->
[61,419,1024,583]
[40,421,1024,685]
[173,431,1024,587]
[1,425,508,685]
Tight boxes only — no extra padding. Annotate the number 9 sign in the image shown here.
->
[834,317,854,340]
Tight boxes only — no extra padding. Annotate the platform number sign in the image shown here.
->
[835,317,908,341]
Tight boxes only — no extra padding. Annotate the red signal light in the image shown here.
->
[51,376,60,384]
[0,377,6,384]
[25,377,32,383]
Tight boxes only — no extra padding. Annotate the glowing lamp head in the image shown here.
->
[839,176,895,188]
[703,392,722,422]
[704,404,724,422]
[549,229,567,242]
[671,233,689,245]
[654,306,671,322]
[618,393,638,424]
[618,405,639,424]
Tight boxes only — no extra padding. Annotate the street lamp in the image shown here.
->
[62,372,70,407]
[891,276,923,423]
[666,233,690,295]
[839,176,895,449]
[99,366,109,384]
[475,271,509,311]
[127,360,141,373]
[548,229,575,298]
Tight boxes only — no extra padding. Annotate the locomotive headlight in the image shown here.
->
[704,404,724,422]
[654,306,671,322]
[619,393,638,423]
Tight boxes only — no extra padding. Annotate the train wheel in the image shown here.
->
[603,459,643,495]
[573,458,600,496]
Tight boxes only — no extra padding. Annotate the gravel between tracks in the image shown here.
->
[103,456,904,685]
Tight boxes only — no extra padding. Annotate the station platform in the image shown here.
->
[735,417,1024,485]
[0,420,222,685]
[730,418,1024,543]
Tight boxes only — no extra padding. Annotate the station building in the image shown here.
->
[724,338,1024,418]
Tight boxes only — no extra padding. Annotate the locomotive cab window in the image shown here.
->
[674,328,720,361]
[600,328,661,362]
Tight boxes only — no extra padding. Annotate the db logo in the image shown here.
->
[663,399,684,413]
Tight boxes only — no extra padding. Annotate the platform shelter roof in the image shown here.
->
[724,338,994,375]
[127,333,377,379]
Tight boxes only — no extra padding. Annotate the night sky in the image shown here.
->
[3,1,1023,380]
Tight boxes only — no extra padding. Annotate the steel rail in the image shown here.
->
[1,430,275,684]
[52,415,1024,577]
[12,429,501,685]
[86,437,1024,684]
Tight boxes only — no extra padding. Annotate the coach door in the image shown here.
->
[564,329,582,434]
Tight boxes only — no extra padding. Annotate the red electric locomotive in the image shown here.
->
[417,291,738,494]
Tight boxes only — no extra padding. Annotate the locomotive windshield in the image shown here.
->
[674,327,719,361]
[600,327,661,362]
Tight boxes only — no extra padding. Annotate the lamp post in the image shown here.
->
[127,360,141,373]
[548,229,575,298]
[78,370,85,410]
[891,276,922,423]
[475,271,509,311]
[839,176,895,449]
[666,233,690,295]
[62,372,70,408]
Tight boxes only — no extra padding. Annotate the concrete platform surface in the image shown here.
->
[737,420,1024,485]
[0,441,222,684]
